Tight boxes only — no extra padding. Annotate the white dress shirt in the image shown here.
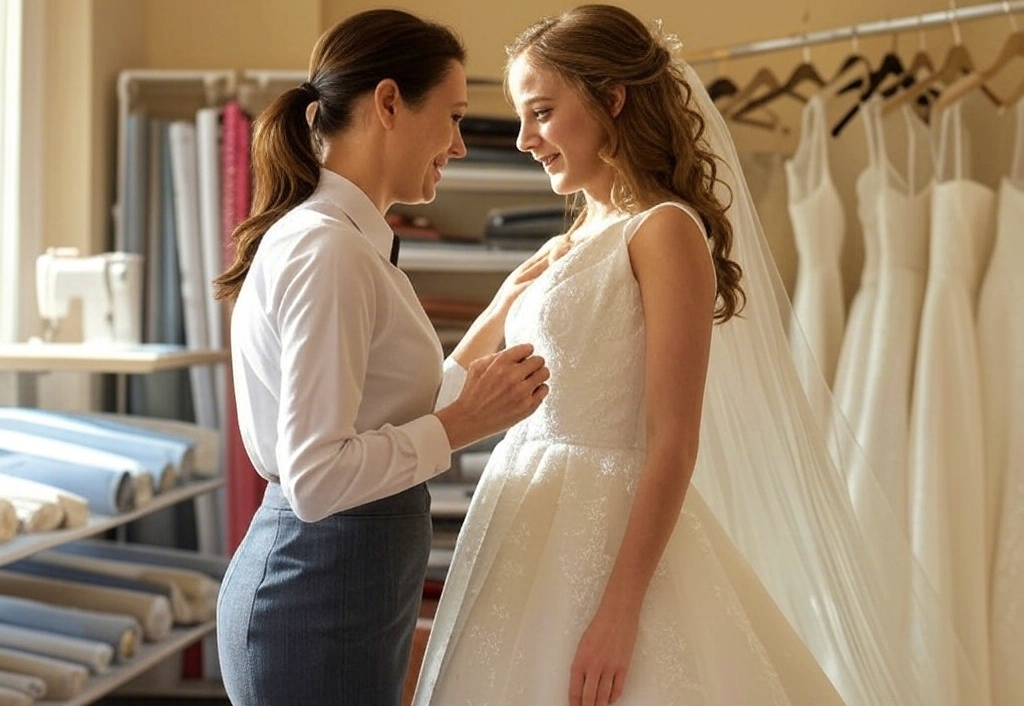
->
[231,169,467,522]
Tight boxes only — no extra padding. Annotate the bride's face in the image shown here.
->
[507,55,612,198]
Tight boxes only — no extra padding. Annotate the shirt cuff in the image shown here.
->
[401,413,453,484]
[435,357,467,410]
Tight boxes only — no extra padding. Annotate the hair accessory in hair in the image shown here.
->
[649,18,684,57]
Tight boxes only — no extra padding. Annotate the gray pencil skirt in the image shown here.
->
[217,481,432,706]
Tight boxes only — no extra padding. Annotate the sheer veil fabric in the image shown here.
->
[676,60,980,706]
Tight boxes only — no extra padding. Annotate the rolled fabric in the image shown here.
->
[7,498,63,533]
[0,473,88,528]
[0,670,45,699]
[0,623,112,674]
[0,647,87,700]
[0,571,172,642]
[0,453,133,515]
[0,595,140,662]
[0,685,33,706]
[0,429,154,505]
[57,539,228,580]
[0,500,16,543]
[33,550,218,623]
[0,410,177,491]
[76,413,201,480]
[6,558,193,625]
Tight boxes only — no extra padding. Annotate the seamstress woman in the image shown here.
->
[213,9,550,706]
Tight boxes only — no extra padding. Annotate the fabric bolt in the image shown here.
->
[33,549,219,623]
[218,481,432,706]
[0,647,87,700]
[0,686,32,706]
[0,429,153,507]
[71,412,197,479]
[0,500,14,543]
[0,595,141,663]
[0,453,133,515]
[56,539,228,581]
[0,570,173,642]
[5,558,192,625]
[0,410,176,492]
[0,623,113,674]
[82,413,217,478]
[6,498,62,534]
[784,94,846,421]
[984,100,1024,706]
[908,100,995,706]
[0,471,89,528]
[0,669,45,699]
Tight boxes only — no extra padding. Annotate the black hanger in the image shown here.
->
[722,67,786,130]
[707,76,739,102]
[831,51,907,136]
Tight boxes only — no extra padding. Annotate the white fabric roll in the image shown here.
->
[34,550,218,623]
[0,670,45,698]
[8,498,63,533]
[0,499,16,543]
[0,685,32,706]
[0,473,89,528]
[0,570,172,642]
[0,647,87,700]
[0,623,113,674]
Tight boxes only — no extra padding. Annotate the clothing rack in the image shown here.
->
[685,0,1024,64]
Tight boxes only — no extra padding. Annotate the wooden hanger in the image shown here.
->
[931,29,1024,112]
[883,40,999,116]
[729,47,826,120]
[722,67,786,130]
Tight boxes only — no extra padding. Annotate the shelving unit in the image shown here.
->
[36,624,217,706]
[401,242,533,273]
[0,347,227,705]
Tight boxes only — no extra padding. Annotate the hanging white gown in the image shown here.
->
[785,94,846,421]
[829,99,881,452]
[907,101,995,706]
[847,100,932,532]
[413,205,845,706]
[983,99,1024,706]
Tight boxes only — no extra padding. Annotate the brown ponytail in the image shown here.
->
[214,9,466,301]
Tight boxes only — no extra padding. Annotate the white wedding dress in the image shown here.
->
[907,101,996,706]
[413,203,844,706]
[983,100,1024,706]
[785,94,846,421]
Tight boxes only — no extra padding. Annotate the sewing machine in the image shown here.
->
[35,248,144,346]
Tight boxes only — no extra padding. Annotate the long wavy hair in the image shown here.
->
[506,4,744,322]
[214,10,465,301]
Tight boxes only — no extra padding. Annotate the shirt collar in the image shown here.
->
[310,168,393,261]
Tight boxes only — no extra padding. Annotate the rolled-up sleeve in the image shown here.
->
[435,358,467,410]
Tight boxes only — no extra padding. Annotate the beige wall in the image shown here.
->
[38,0,1022,297]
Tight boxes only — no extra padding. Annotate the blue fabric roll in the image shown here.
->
[70,413,195,477]
[0,452,133,514]
[0,411,174,489]
[6,559,174,602]
[56,539,228,580]
[0,595,141,663]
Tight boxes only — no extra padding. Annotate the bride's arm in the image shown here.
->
[569,205,716,706]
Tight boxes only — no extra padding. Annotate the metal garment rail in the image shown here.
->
[685,0,1024,63]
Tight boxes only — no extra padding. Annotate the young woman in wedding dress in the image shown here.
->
[414,6,983,706]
